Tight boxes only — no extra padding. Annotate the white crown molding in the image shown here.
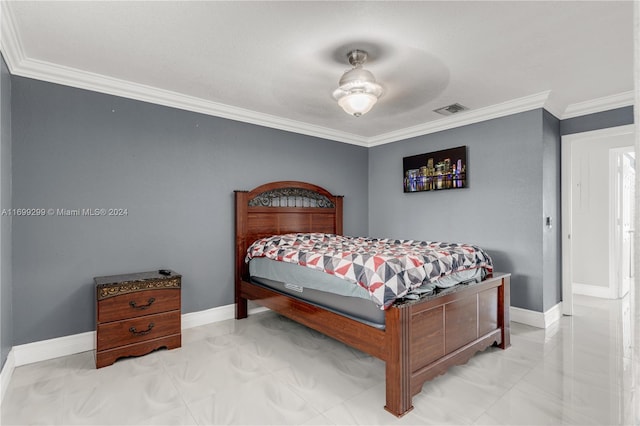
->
[562,91,634,119]
[12,58,371,147]
[368,91,551,147]
[541,95,565,120]
[5,48,554,148]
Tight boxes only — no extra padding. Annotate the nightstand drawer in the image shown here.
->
[97,310,180,352]
[97,288,180,323]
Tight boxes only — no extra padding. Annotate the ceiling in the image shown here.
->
[0,1,634,146]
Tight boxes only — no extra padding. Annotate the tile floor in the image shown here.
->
[1,294,637,425]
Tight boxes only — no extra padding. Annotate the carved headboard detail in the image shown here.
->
[247,187,335,208]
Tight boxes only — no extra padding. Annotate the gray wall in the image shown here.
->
[542,110,561,311]
[11,77,369,345]
[369,109,558,312]
[1,54,12,369]
[6,71,632,347]
[560,106,634,135]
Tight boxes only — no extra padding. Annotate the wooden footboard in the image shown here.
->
[383,273,510,416]
[234,181,511,417]
[237,273,510,417]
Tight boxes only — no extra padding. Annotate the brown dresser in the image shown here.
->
[95,270,181,368]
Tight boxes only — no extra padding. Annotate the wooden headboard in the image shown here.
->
[234,181,343,285]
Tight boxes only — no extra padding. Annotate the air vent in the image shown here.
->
[434,103,469,116]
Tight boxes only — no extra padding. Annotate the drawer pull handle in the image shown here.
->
[129,323,155,336]
[129,297,156,310]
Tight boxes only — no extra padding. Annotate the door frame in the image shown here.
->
[561,124,635,316]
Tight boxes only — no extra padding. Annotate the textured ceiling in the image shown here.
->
[0,1,634,145]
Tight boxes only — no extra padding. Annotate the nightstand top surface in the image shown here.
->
[94,270,181,286]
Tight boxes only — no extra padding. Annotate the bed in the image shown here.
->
[235,181,510,417]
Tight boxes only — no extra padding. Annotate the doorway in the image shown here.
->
[562,124,635,315]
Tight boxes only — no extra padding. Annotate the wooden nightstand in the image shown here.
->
[95,270,181,368]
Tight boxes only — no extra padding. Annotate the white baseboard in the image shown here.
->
[13,331,96,367]
[8,303,270,368]
[181,304,235,329]
[573,283,616,299]
[510,302,563,329]
[181,303,268,329]
[5,301,562,369]
[0,348,15,404]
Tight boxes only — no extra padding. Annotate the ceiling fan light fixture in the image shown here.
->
[332,50,383,117]
[337,92,378,117]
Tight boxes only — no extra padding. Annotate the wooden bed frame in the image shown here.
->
[235,181,510,417]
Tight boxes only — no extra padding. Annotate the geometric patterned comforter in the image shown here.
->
[246,233,493,309]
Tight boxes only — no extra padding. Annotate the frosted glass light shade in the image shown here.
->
[337,92,378,117]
